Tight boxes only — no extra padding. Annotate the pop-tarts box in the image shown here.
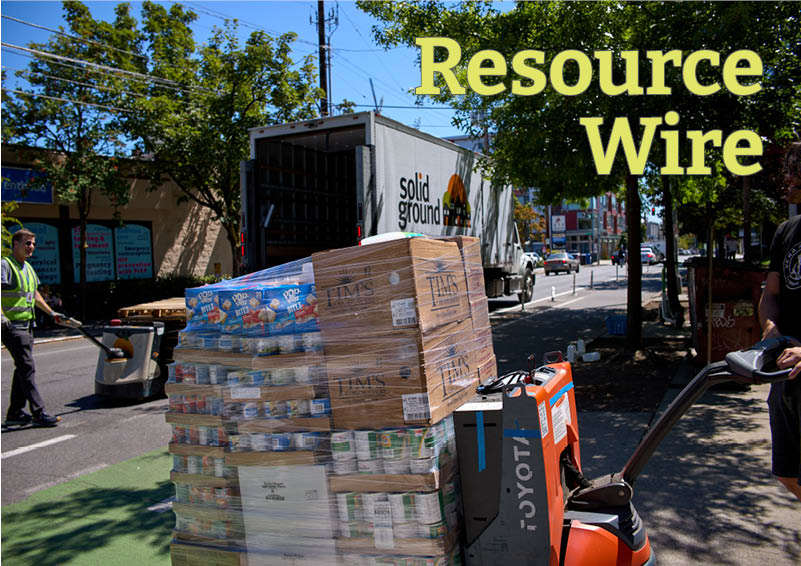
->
[218,283,319,336]
[264,283,319,335]
[185,285,224,332]
[218,285,261,335]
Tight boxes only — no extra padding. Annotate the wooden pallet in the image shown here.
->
[117,297,187,321]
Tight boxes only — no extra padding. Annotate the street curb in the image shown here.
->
[2,333,98,350]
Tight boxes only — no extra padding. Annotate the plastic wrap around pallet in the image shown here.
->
[167,236,495,566]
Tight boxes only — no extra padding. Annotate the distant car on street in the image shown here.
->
[524,251,544,268]
[611,250,626,265]
[640,247,659,265]
[544,252,580,275]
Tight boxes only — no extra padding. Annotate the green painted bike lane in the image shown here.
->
[2,446,175,566]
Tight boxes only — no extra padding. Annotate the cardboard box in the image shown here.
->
[475,327,495,367]
[325,320,478,429]
[469,296,490,331]
[312,238,470,345]
[439,236,485,300]
[478,355,498,386]
[237,464,338,564]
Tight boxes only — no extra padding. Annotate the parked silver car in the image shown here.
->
[544,252,580,275]
[524,252,544,268]
[640,247,659,265]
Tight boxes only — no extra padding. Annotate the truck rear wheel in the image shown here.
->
[518,267,534,304]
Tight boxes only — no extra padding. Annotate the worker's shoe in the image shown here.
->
[3,412,32,427]
[31,412,60,427]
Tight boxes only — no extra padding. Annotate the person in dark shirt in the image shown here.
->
[758,141,801,501]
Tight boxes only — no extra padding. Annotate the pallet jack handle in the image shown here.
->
[570,338,794,510]
[55,317,129,360]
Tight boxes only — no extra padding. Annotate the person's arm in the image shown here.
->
[759,271,782,340]
[759,271,800,378]
[34,290,64,323]
[1,260,10,327]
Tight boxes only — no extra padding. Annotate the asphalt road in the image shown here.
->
[1,340,171,505]
[1,261,663,506]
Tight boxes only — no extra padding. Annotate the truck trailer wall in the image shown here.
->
[372,121,515,269]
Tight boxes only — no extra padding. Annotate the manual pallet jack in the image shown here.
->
[454,338,795,566]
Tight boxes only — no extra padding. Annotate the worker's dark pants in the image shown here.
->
[2,323,44,417]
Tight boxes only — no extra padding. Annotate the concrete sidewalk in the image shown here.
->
[578,320,801,565]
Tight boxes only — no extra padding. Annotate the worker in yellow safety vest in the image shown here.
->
[2,228,65,427]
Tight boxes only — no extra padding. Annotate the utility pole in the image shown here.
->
[313,1,338,117]
[316,1,328,116]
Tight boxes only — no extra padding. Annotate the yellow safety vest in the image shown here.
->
[2,257,36,322]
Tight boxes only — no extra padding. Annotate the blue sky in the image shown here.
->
[1,0,463,138]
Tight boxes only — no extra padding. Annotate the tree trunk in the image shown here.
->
[225,222,242,276]
[661,177,684,327]
[626,174,642,348]
[716,230,726,261]
[742,175,752,263]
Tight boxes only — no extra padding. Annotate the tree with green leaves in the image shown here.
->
[2,2,135,318]
[360,0,800,346]
[360,0,646,343]
[1,200,22,258]
[117,2,321,275]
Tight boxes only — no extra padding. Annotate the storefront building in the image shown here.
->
[547,192,625,259]
[2,144,232,287]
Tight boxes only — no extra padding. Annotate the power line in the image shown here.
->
[333,5,454,126]
[1,14,147,60]
[349,103,454,110]
[181,1,389,53]
[182,1,318,48]
[1,87,134,113]
[2,42,215,94]
[4,65,147,99]
[3,63,317,119]
[2,47,196,96]
[330,50,456,123]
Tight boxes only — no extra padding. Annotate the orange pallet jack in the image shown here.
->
[454,338,794,566]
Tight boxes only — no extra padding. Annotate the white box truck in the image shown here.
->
[240,111,535,301]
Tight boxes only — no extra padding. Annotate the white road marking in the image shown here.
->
[492,289,580,315]
[2,434,77,459]
[558,296,586,308]
[490,272,624,317]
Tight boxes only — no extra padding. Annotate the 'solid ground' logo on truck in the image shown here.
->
[443,174,471,227]
[398,172,442,230]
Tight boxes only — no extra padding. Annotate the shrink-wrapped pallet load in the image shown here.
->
[166,236,496,566]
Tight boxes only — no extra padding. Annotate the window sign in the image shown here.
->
[1,167,53,204]
[72,224,114,282]
[115,224,153,279]
[10,222,61,284]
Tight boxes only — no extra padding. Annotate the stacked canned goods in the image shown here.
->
[336,554,462,566]
[334,478,462,547]
[327,417,453,477]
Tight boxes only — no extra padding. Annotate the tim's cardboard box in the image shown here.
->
[312,238,471,347]
[324,319,478,429]
[438,235,485,300]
